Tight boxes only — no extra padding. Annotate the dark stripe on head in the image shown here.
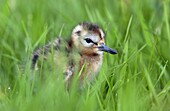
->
[81,22,99,31]
[81,22,104,39]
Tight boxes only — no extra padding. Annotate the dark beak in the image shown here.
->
[98,44,117,54]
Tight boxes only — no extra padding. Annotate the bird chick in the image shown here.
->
[31,22,117,86]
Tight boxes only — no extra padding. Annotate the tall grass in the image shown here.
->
[0,0,170,111]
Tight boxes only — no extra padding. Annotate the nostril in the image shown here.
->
[99,43,105,46]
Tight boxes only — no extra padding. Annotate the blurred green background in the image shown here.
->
[0,0,170,111]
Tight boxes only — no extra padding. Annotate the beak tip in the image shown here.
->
[97,44,117,55]
[110,50,117,54]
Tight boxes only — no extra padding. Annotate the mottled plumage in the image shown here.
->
[32,22,117,86]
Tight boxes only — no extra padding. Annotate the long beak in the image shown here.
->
[97,43,117,54]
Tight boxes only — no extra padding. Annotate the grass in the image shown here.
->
[0,0,170,111]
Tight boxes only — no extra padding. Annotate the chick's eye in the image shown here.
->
[84,38,93,43]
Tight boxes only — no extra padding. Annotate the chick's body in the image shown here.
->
[32,22,117,85]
